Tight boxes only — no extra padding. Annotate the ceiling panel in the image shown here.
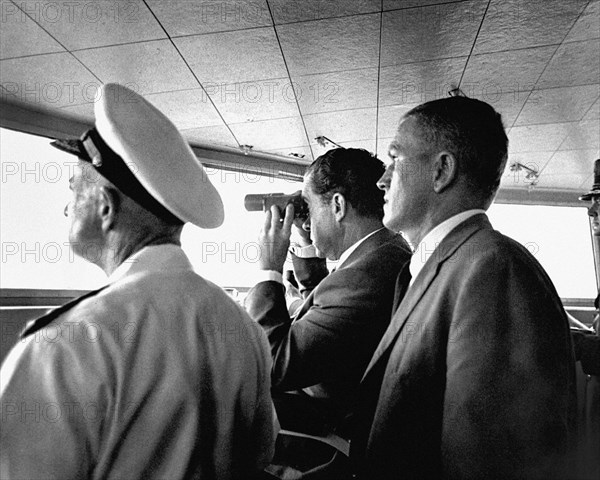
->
[277,14,380,76]
[207,79,299,124]
[0,3,65,59]
[173,28,287,84]
[144,89,224,130]
[515,85,600,126]
[377,104,419,138]
[564,0,600,43]
[467,87,531,127]
[474,0,588,54]
[558,120,600,151]
[536,39,600,89]
[304,108,378,145]
[146,0,271,36]
[182,125,239,149]
[508,123,574,153]
[379,57,467,107]
[230,116,308,151]
[381,1,486,66]
[0,0,598,202]
[584,98,600,120]
[19,0,166,50]
[383,0,483,9]
[462,46,555,95]
[270,0,380,24]
[0,53,100,107]
[541,149,598,177]
[73,40,198,94]
[294,68,378,115]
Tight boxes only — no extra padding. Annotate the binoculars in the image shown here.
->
[244,191,309,221]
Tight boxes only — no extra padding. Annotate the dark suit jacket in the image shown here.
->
[244,228,411,420]
[355,214,577,480]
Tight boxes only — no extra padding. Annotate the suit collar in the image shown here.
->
[409,209,486,284]
[339,228,407,270]
[337,227,385,268]
[295,228,406,319]
[362,213,492,380]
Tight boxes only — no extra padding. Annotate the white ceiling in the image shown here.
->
[1,0,598,197]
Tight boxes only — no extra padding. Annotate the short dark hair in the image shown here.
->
[305,148,385,219]
[406,96,508,201]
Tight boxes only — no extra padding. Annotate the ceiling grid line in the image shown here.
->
[506,0,593,132]
[374,0,385,156]
[265,0,315,160]
[456,0,494,92]
[141,0,242,148]
[383,0,477,13]
[515,0,596,179]
[7,0,104,85]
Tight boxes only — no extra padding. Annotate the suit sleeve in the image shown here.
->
[0,334,108,479]
[244,266,394,391]
[442,250,575,479]
[572,330,600,375]
[291,254,329,298]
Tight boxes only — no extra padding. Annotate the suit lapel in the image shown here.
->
[362,214,491,380]
[293,229,406,322]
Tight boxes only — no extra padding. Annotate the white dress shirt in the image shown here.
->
[409,210,486,285]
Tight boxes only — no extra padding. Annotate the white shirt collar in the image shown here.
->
[108,244,193,284]
[337,227,385,269]
[409,210,486,284]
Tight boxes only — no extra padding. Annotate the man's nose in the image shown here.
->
[377,165,392,190]
[64,204,69,217]
[302,218,310,231]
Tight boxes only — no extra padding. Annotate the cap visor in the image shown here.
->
[50,139,89,161]
[579,191,600,201]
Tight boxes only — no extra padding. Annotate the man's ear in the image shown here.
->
[331,192,347,222]
[97,185,120,231]
[432,151,458,193]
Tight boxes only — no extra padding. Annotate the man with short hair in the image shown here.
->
[354,96,577,479]
[0,83,274,479]
[244,148,410,471]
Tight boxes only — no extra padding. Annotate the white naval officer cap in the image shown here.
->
[51,83,224,229]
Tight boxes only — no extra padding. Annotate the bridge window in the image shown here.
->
[487,203,596,300]
[1,127,596,300]
[0,127,301,291]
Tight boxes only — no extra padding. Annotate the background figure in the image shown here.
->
[353,96,577,479]
[573,159,600,478]
[0,83,274,480]
[244,148,411,476]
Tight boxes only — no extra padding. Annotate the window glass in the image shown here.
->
[0,128,302,290]
[487,203,596,299]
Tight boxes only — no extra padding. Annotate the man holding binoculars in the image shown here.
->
[244,147,411,476]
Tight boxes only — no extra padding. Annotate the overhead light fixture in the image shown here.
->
[509,162,539,188]
[448,86,465,97]
[315,136,342,148]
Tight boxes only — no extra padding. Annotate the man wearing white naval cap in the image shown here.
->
[0,83,274,479]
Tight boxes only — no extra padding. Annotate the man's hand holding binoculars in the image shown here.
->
[259,203,295,272]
